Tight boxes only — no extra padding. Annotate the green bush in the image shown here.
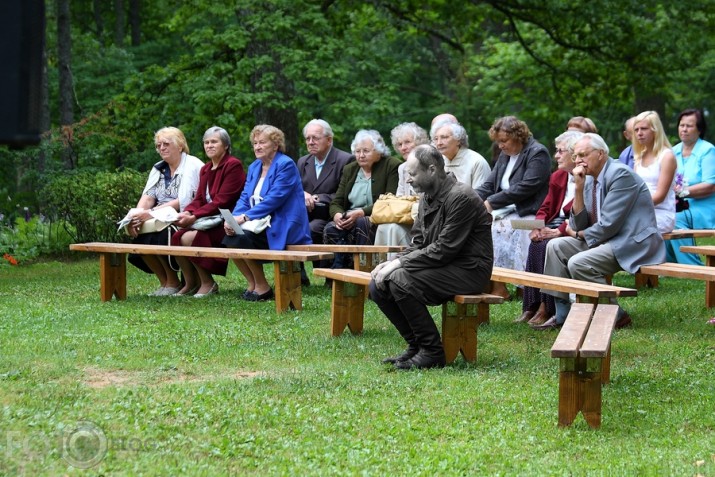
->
[0,216,75,265]
[43,169,146,243]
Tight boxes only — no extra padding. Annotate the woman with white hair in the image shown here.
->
[323,129,401,268]
[373,122,430,252]
[430,119,491,188]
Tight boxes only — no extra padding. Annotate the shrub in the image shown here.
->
[0,216,75,265]
[43,169,146,243]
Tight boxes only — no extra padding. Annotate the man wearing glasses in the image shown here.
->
[536,133,664,330]
[297,119,355,283]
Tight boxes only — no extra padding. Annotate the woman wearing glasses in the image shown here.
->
[125,126,204,296]
[476,116,552,300]
[514,131,582,326]
[222,124,311,301]
[323,129,401,268]
[632,111,676,234]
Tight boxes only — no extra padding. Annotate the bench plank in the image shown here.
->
[70,242,333,313]
[638,262,715,307]
[662,229,715,240]
[551,303,594,358]
[287,244,404,273]
[491,267,637,301]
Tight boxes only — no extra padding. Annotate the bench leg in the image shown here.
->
[441,302,487,364]
[558,356,605,428]
[557,357,582,427]
[274,261,302,312]
[99,252,127,301]
[634,271,659,288]
[582,357,604,429]
[330,281,365,336]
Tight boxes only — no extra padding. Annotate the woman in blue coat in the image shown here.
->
[223,125,311,301]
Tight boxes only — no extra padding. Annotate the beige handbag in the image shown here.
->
[370,194,419,225]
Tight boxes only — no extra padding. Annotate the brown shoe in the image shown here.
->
[527,310,549,325]
[531,316,561,330]
[514,311,535,323]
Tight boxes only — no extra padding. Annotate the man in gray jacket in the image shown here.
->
[536,133,664,330]
[370,144,493,370]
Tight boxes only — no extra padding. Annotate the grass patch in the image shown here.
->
[1,257,715,475]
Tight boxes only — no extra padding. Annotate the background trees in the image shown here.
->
[2,0,714,220]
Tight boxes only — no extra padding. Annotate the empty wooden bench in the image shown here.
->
[631,231,715,291]
[312,268,504,363]
[69,242,333,313]
[661,229,715,241]
[551,303,619,429]
[490,267,638,304]
[286,244,404,272]
[635,245,715,308]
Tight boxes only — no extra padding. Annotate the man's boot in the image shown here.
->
[369,282,419,364]
[393,298,445,370]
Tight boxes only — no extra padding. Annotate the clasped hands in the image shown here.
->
[333,209,363,230]
[371,259,401,291]
[529,226,563,242]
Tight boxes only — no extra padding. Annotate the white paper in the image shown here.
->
[510,219,545,230]
[219,208,243,235]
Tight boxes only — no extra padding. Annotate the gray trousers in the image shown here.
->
[542,237,622,302]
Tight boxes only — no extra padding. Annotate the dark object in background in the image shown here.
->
[0,1,45,147]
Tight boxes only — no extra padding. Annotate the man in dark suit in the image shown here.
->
[297,119,354,283]
[536,133,665,329]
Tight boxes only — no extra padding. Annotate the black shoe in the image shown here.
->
[394,350,446,370]
[243,288,274,302]
[324,278,333,288]
[381,346,419,364]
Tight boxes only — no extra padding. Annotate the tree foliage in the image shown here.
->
[2,0,714,222]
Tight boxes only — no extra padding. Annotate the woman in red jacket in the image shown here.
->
[515,130,583,325]
[171,126,246,297]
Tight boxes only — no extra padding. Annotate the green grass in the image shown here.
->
[1,257,715,476]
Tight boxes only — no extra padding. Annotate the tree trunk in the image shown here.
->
[57,0,75,169]
[92,0,104,41]
[38,30,50,173]
[114,0,125,46]
[129,0,141,46]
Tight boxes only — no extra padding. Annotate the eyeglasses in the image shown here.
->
[571,149,600,162]
[155,141,172,150]
[354,149,375,156]
[305,135,325,143]
[555,148,569,155]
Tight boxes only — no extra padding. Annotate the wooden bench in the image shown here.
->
[311,268,504,363]
[635,229,715,290]
[286,244,404,272]
[490,267,638,304]
[661,229,715,241]
[69,242,333,313]
[551,303,619,428]
[635,245,715,308]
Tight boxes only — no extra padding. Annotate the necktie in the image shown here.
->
[590,179,598,225]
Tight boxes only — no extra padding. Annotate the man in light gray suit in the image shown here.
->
[535,133,665,329]
[297,119,354,283]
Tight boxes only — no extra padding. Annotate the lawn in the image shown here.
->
[1,257,714,476]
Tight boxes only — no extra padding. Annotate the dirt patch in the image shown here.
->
[82,367,263,389]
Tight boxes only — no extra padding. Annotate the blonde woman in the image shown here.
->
[632,111,677,234]
[126,127,203,296]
